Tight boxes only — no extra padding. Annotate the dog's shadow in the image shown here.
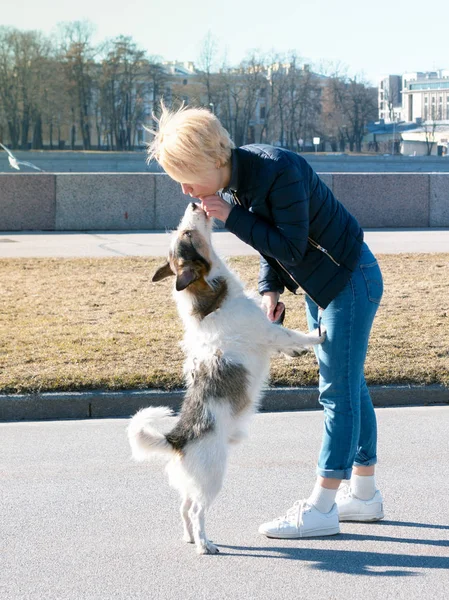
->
[215,520,449,577]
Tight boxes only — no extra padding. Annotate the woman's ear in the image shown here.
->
[152,262,174,282]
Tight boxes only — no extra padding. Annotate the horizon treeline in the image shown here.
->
[0,22,378,153]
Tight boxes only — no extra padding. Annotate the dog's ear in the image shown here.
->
[175,266,199,291]
[152,262,174,282]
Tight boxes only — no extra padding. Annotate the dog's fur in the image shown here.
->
[127,203,325,555]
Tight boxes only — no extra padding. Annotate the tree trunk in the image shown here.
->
[21,110,30,150]
[32,114,43,149]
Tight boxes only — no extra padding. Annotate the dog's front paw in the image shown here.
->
[183,533,194,544]
[197,540,220,555]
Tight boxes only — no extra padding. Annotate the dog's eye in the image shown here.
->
[184,231,192,238]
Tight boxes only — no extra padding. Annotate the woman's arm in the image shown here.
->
[225,173,310,266]
[201,170,310,266]
[258,256,284,295]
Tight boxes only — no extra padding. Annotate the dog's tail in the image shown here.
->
[128,406,175,461]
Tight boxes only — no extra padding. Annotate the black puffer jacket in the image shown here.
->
[221,144,364,309]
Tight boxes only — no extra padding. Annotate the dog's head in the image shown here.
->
[152,203,227,318]
[153,202,214,291]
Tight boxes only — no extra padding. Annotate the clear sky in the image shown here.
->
[2,0,448,85]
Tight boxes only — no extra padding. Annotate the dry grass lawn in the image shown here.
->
[0,254,448,394]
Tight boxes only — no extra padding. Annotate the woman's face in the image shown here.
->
[165,164,228,199]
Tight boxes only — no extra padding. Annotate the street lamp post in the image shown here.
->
[392,117,396,155]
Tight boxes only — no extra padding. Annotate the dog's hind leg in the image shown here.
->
[180,496,194,543]
[229,410,253,445]
[189,501,219,555]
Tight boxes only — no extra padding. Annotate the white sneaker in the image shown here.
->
[336,484,384,522]
[259,500,340,539]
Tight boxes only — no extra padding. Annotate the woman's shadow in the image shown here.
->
[216,520,449,576]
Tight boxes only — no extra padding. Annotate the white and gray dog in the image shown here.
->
[127,202,325,555]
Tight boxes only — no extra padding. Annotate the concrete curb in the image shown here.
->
[0,384,447,422]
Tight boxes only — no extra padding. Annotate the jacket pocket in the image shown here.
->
[360,261,383,304]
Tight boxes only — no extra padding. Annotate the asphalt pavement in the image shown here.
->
[1,407,448,600]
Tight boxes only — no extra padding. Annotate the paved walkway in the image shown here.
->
[2,407,448,600]
[1,228,449,258]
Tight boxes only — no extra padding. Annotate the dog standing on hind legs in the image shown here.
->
[127,202,326,555]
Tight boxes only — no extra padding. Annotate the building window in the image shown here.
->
[260,106,266,120]
[447,98,449,119]
[438,96,443,119]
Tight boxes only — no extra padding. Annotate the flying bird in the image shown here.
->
[0,142,44,172]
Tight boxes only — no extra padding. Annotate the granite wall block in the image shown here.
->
[0,174,55,231]
[332,173,430,228]
[55,174,156,230]
[429,174,449,227]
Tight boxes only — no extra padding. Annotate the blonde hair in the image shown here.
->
[146,103,234,179]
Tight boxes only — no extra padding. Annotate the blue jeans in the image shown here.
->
[305,243,383,480]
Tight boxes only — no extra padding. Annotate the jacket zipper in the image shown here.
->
[232,191,340,267]
[307,238,340,266]
[231,191,335,305]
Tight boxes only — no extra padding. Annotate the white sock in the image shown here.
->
[351,474,376,500]
[307,483,337,514]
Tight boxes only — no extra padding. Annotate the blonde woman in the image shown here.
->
[147,105,384,539]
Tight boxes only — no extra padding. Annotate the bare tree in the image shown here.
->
[327,73,377,152]
[422,119,439,156]
[216,53,265,146]
[0,27,51,149]
[0,27,22,148]
[147,58,168,117]
[196,31,219,108]
[285,56,322,150]
[320,79,345,151]
[57,20,96,150]
[98,36,149,150]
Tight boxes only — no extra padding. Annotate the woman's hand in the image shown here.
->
[261,292,285,322]
[200,195,232,222]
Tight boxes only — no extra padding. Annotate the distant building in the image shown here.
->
[378,75,402,122]
[374,70,449,155]
[402,70,449,122]
[365,120,418,154]
[400,122,449,156]
[161,61,197,106]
